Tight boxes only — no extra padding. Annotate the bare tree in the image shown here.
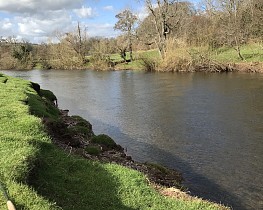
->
[247,0,263,40]
[64,22,88,63]
[211,0,249,60]
[114,9,137,61]
[136,15,157,49]
[51,22,89,69]
[144,0,189,59]
[0,36,17,69]
[145,0,168,58]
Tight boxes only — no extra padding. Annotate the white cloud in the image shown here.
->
[0,0,83,14]
[0,0,119,43]
[73,6,95,18]
[0,1,94,43]
[2,22,12,30]
[13,10,73,42]
[0,18,15,36]
[103,6,114,11]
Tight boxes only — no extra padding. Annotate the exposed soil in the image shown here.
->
[188,61,263,73]
[228,62,263,73]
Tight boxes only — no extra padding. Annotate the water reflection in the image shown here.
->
[1,69,262,210]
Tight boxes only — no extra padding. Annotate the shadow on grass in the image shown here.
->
[29,142,135,210]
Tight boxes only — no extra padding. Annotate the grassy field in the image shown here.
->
[210,43,263,62]
[110,43,263,71]
[110,50,158,70]
[0,74,227,209]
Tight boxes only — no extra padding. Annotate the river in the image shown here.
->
[1,69,263,210]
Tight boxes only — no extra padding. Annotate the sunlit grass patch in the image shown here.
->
[0,75,56,209]
[211,43,263,62]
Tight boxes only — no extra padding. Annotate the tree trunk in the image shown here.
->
[128,31,133,61]
[235,36,244,60]
[77,22,85,63]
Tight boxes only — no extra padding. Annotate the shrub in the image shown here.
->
[159,39,193,72]
[71,116,93,134]
[157,39,219,72]
[0,53,16,70]
[68,125,93,138]
[39,89,57,102]
[89,54,112,70]
[140,56,159,72]
[71,116,91,127]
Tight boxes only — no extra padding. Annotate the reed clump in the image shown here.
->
[141,39,231,72]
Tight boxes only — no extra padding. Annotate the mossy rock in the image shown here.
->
[45,119,82,147]
[71,116,93,130]
[30,82,40,93]
[45,119,67,135]
[40,89,57,102]
[0,75,8,83]
[145,162,169,175]
[85,145,102,156]
[68,125,93,138]
[91,134,120,150]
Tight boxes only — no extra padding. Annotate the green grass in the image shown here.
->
[109,53,126,63]
[210,43,263,62]
[90,46,260,71]
[31,146,223,210]
[111,50,159,70]
[135,49,160,59]
[129,43,262,68]
[86,50,159,70]
[0,74,57,209]
[115,59,144,70]
[0,74,227,209]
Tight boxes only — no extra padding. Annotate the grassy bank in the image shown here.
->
[0,74,228,209]
[110,43,263,72]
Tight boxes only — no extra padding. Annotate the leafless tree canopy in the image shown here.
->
[114,9,138,61]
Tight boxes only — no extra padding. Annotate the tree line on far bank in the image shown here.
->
[0,0,262,71]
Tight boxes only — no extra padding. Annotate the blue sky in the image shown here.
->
[0,0,198,43]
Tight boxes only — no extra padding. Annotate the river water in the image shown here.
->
[1,69,263,210]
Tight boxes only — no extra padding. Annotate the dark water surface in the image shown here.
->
[2,70,263,210]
